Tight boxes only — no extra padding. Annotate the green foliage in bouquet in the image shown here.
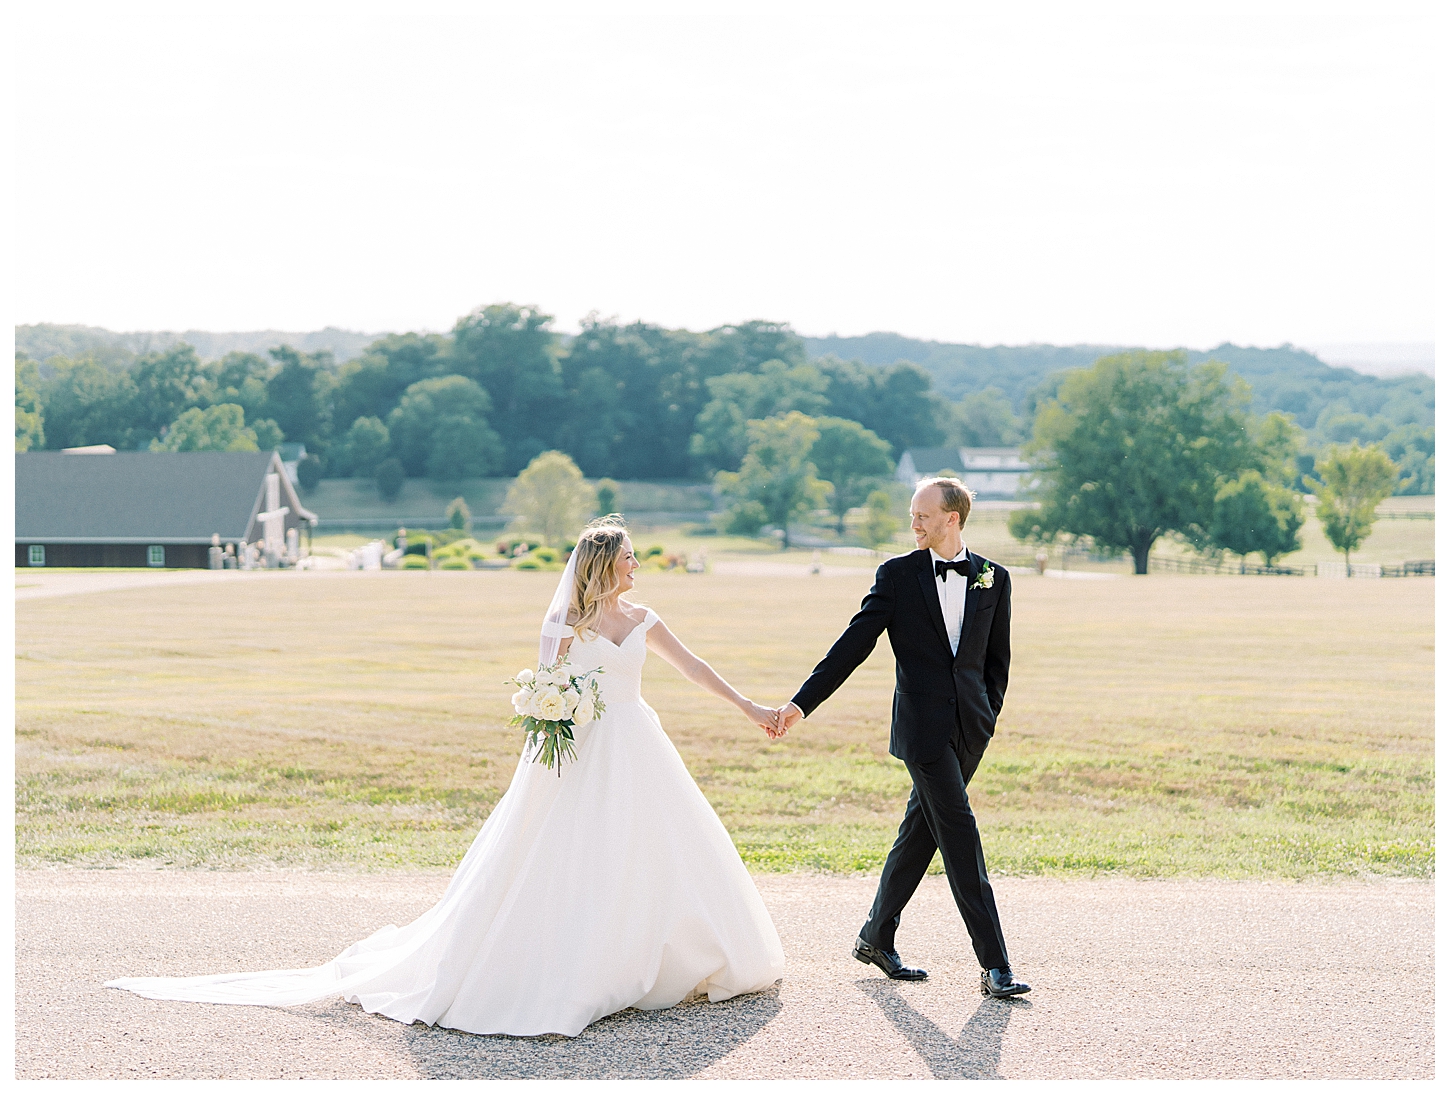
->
[506,660,606,774]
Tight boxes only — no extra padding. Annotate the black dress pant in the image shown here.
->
[861,727,1009,971]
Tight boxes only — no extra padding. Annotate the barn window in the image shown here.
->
[147,545,165,567]
[27,545,45,567]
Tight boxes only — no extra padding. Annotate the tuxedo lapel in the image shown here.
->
[915,552,954,655]
[954,552,983,665]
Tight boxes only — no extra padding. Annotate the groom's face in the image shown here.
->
[910,486,961,554]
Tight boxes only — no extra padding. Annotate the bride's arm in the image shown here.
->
[645,618,780,733]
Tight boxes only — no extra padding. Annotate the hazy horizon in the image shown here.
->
[16,320,1435,378]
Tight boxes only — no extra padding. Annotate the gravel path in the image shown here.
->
[17,870,1432,1079]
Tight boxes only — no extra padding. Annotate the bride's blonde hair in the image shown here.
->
[569,516,631,641]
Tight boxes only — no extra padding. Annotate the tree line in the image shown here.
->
[14,305,963,486]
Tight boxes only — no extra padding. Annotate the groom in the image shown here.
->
[774,477,1029,998]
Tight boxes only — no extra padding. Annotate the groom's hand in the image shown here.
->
[774,703,803,736]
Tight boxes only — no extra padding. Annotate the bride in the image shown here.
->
[109,518,786,1037]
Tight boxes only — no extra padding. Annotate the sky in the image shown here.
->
[11,1,1438,350]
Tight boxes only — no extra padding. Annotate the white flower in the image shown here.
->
[972,564,995,590]
[516,668,535,685]
[511,689,532,715]
[560,688,580,715]
[574,692,596,727]
[535,689,568,721]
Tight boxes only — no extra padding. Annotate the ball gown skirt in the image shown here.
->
[107,611,785,1037]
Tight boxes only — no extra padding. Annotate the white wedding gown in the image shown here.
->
[107,609,784,1037]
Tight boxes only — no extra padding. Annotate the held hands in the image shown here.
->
[766,702,803,740]
[744,701,783,736]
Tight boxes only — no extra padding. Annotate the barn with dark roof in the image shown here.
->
[15,451,318,569]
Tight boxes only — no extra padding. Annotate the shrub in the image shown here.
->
[642,545,664,559]
[532,546,561,564]
[297,455,324,492]
[375,458,405,503]
[400,555,430,570]
[439,558,470,570]
[513,557,542,570]
[445,497,472,531]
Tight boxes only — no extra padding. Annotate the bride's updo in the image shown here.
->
[569,516,629,641]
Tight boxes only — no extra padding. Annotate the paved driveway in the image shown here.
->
[16,871,1432,1079]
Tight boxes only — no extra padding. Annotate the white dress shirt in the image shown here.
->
[930,545,970,656]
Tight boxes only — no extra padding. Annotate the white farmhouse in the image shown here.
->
[895,447,1032,499]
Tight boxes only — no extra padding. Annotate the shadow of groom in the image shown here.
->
[857,978,1031,1079]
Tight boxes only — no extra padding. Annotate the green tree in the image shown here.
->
[1008,351,1256,574]
[950,386,1022,448]
[1209,470,1304,568]
[811,417,893,533]
[150,404,259,452]
[333,333,449,429]
[375,457,405,503]
[817,357,946,455]
[251,419,285,451]
[36,355,137,449]
[689,360,830,474]
[503,450,596,545]
[859,488,901,547]
[341,416,391,476]
[449,303,563,472]
[15,353,44,452]
[386,376,501,478]
[205,351,272,421]
[1311,442,1403,571]
[426,413,502,481]
[265,345,337,462]
[1380,424,1434,495]
[1254,412,1305,487]
[716,412,828,549]
[595,477,619,516]
[129,344,210,442]
[446,496,472,531]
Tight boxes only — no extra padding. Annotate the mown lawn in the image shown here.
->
[14,566,1432,877]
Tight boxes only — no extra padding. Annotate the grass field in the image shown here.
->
[15,567,1432,878]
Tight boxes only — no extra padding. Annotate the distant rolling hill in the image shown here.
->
[16,323,383,366]
[802,333,1434,431]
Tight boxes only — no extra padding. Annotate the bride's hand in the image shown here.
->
[744,701,781,737]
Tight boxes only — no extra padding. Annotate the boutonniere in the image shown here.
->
[970,564,995,590]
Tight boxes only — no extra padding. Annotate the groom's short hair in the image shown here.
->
[919,476,974,528]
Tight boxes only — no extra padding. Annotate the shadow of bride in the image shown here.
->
[308,984,783,1079]
[857,979,1031,1079]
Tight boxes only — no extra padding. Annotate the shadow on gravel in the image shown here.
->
[857,978,1031,1079]
[310,985,783,1079]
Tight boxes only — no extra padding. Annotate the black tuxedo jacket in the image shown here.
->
[791,548,1011,764]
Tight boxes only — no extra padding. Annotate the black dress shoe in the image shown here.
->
[852,936,928,981]
[980,966,1031,997]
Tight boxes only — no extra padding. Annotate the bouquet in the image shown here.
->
[507,658,606,773]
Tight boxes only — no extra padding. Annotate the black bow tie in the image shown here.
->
[934,558,971,583]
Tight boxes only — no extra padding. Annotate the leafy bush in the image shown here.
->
[445,496,472,530]
[439,557,470,570]
[513,557,542,570]
[532,546,561,564]
[641,545,664,559]
[297,454,324,491]
[375,457,405,503]
[400,555,430,570]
